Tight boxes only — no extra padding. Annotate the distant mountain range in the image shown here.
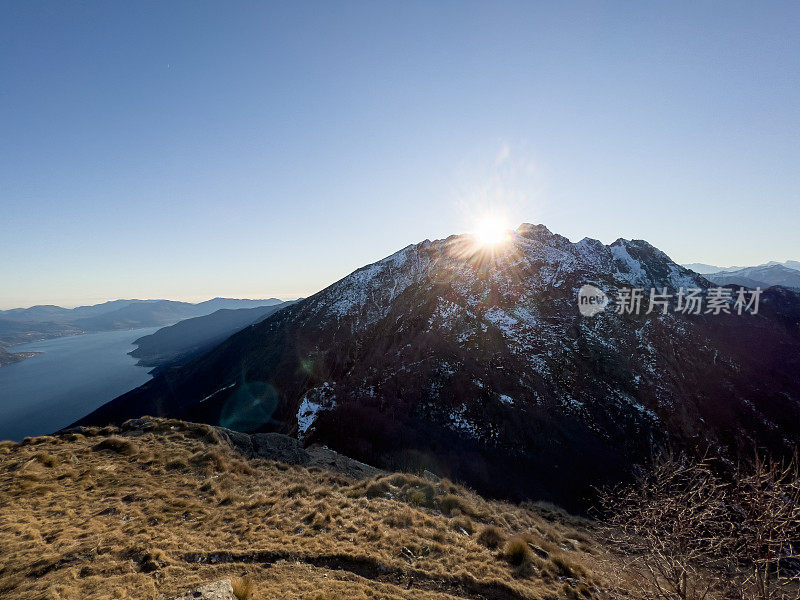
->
[129,301,297,373]
[0,298,285,353]
[683,260,800,274]
[76,224,800,512]
[682,261,800,290]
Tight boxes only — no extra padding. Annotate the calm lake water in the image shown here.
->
[0,328,158,441]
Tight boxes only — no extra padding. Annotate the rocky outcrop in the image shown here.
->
[99,417,381,481]
[214,425,380,480]
[215,426,310,464]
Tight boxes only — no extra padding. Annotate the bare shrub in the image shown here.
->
[601,451,800,600]
[728,453,800,600]
[598,453,729,600]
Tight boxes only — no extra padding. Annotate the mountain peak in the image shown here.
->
[77,225,800,511]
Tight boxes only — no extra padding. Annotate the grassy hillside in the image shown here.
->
[0,418,614,600]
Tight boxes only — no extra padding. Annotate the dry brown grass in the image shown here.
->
[477,524,505,549]
[0,417,614,599]
[231,575,253,600]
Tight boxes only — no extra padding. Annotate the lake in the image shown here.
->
[0,327,158,441]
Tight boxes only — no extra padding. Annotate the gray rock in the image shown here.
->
[214,427,255,457]
[169,579,235,600]
[216,426,379,480]
[307,445,381,479]
[528,543,549,559]
[252,432,310,465]
[215,426,310,465]
[422,469,440,482]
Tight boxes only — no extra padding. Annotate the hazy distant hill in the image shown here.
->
[0,319,83,347]
[0,300,153,323]
[706,264,800,290]
[0,298,284,350]
[130,301,296,371]
[683,260,800,276]
[681,262,734,274]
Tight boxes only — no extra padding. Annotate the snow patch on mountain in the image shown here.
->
[448,404,481,438]
[199,382,236,404]
[611,243,648,285]
[484,307,519,337]
[324,245,425,322]
[296,382,337,439]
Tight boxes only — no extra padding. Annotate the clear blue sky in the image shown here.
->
[1,1,798,309]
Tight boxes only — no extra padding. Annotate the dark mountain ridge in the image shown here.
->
[75,225,800,512]
[129,301,297,372]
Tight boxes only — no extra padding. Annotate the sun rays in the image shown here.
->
[473,214,512,248]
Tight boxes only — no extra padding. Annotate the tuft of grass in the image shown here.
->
[438,493,472,516]
[450,514,474,534]
[286,483,309,497]
[384,507,414,528]
[189,448,254,475]
[32,452,59,467]
[0,440,19,453]
[503,535,534,566]
[165,458,189,471]
[364,480,389,498]
[92,436,138,456]
[551,554,581,578]
[477,524,505,549]
[407,483,436,508]
[231,575,253,599]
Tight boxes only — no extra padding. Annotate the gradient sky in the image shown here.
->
[1,1,798,309]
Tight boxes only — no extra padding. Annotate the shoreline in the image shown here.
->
[0,348,43,368]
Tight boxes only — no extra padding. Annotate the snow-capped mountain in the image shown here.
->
[77,224,800,511]
[683,260,800,276]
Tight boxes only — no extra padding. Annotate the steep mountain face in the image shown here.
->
[707,264,800,290]
[77,225,800,511]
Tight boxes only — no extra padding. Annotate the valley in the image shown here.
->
[0,298,286,367]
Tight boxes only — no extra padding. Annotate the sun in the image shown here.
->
[473,215,511,247]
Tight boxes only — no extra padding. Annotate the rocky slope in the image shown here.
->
[76,224,800,511]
